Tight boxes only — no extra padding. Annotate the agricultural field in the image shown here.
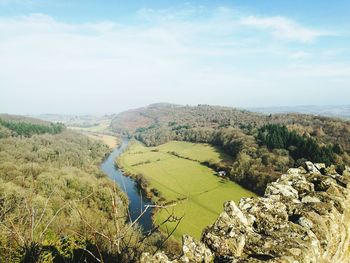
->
[68,118,112,133]
[117,141,256,239]
[34,114,114,133]
[82,132,120,148]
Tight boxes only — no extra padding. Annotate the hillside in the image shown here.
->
[250,105,350,120]
[34,114,115,133]
[111,104,350,194]
[0,116,163,262]
[0,114,65,138]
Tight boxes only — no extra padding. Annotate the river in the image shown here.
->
[100,138,154,233]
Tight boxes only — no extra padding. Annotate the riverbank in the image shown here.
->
[100,138,154,232]
[116,140,256,239]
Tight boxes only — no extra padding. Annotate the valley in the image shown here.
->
[117,140,256,239]
[2,1,350,261]
[1,103,350,262]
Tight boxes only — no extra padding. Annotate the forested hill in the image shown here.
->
[0,114,65,137]
[0,115,163,262]
[110,103,264,137]
[111,103,350,194]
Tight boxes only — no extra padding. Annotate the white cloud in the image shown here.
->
[0,9,348,114]
[290,51,311,60]
[240,16,330,43]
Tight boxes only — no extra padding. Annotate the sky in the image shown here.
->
[1,0,350,114]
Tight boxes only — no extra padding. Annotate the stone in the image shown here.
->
[142,162,350,262]
[265,182,299,199]
[180,235,213,263]
[314,163,326,171]
[140,252,171,263]
[301,196,321,203]
[344,166,350,177]
[287,168,302,175]
[202,161,350,262]
[304,161,321,174]
[297,216,314,229]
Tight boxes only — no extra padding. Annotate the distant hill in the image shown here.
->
[111,103,350,151]
[32,113,115,134]
[0,113,52,125]
[111,103,264,134]
[249,105,350,120]
[0,114,65,138]
[111,103,350,194]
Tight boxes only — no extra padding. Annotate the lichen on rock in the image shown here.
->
[141,162,350,263]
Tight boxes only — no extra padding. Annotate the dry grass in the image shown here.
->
[82,132,119,148]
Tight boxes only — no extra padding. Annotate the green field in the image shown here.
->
[117,141,256,239]
[68,118,112,133]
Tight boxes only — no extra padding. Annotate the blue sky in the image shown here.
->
[1,0,350,114]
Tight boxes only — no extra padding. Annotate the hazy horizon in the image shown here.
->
[0,103,349,117]
[1,0,350,114]
[1,102,349,117]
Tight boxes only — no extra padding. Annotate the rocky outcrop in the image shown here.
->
[141,162,350,263]
[141,235,213,263]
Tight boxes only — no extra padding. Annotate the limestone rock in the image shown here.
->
[140,236,213,263]
[304,161,321,174]
[301,195,321,203]
[141,162,350,263]
[180,235,213,263]
[265,182,298,199]
[202,161,350,262]
[344,166,350,176]
[141,252,172,263]
[314,163,326,173]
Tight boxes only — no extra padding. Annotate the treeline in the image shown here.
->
[112,104,350,194]
[0,118,65,137]
[257,124,340,166]
[112,104,350,152]
[134,125,294,194]
[135,126,244,158]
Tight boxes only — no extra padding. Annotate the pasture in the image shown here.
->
[117,141,256,239]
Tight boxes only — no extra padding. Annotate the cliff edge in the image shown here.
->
[142,162,350,263]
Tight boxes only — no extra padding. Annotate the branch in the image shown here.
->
[153,215,184,255]
[34,190,54,231]
[39,203,67,241]
[80,247,102,263]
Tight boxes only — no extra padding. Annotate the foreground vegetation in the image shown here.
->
[112,103,350,194]
[117,141,256,239]
[0,117,175,262]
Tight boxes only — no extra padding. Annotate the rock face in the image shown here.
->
[141,162,350,263]
[141,235,213,263]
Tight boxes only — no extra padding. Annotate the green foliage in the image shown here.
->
[110,104,350,195]
[0,125,12,138]
[0,118,65,137]
[257,124,336,166]
[0,128,130,262]
[0,119,176,262]
[117,141,255,239]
